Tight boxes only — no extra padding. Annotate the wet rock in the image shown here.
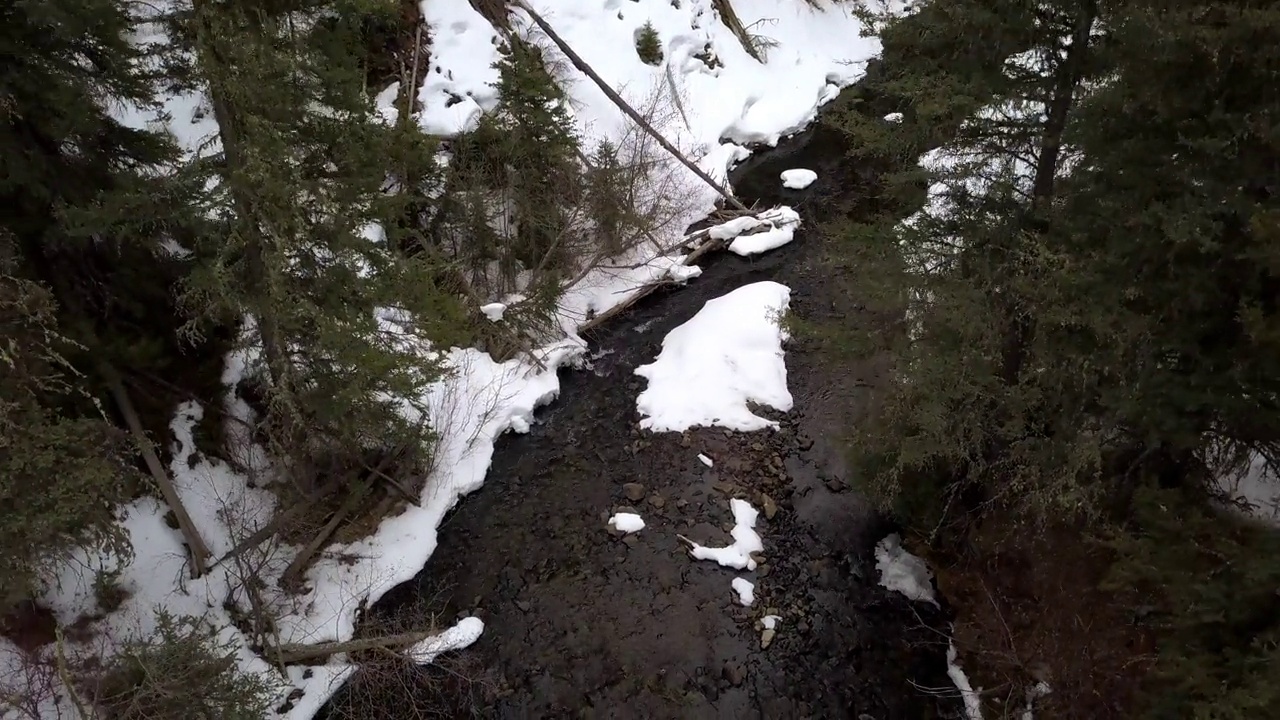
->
[722,662,745,687]
[516,600,532,613]
[761,494,778,519]
[824,477,844,492]
[647,494,666,509]
[761,627,776,649]
[623,483,646,501]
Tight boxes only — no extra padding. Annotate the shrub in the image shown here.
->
[0,272,133,610]
[1105,488,1280,718]
[91,613,275,720]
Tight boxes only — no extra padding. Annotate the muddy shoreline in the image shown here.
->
[321,62,959,720]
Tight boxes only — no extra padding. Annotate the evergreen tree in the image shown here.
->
[0,0,194,606]
[177,0,468,491]
[1059,0,1280,483]
[834,0,1105,528]
[831,0,1280,713]
[445,38,585,309]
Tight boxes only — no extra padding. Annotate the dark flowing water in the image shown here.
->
[320,60,962,720]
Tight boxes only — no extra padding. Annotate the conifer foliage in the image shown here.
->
[0,0,185,607]
[177,0,465,492]
[3,1,682,714]
[830,0,1280,715]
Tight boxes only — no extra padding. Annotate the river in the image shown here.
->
[321,57,961,720]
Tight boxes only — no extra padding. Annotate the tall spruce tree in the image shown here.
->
[1059,0,1280,481]
[834,0,1105,528]
[0,0,196,605]
[177,0,467,492]
[443,38,585,312]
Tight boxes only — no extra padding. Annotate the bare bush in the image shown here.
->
[0,649,63,720]
[322,589,490,720]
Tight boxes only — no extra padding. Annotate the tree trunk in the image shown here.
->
[999,0,1097,385]
[100,361,212,576]
[191,0,301,474]
[267,628,435,664]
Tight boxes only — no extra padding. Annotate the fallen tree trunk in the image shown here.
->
[100,361,211,576]
[512,0,750,214]
[280,477,373,588]
[267,629,435,664]
[208,474,345,572]
[575,234,727,336]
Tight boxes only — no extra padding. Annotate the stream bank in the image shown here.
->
[321,59,961,720]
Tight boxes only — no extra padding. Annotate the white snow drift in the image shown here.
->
[635,282,792,432]
[609,512,646,534]
[708,206,803,257]
[780,168,817,189]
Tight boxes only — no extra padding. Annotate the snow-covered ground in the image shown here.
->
[3,2,891,718]
[420,0,885,219]
[874,533,938,607]
[1215,450,1280,527]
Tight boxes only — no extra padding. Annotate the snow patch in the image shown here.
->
[706,206,803,257]
[728,207,802,256]
[407,616,485,664]
[416,0,887,224]
[480,302,507,321]
[1021,681,1052,720]
[374,81,401,126]
[635,282,792,432]
[780,168,817,189]
[884,111,904,123]
[609,512,646,534]
[947,642,984,720]
[697,453,714,468]
[555,247,703,335]
[874,533,938,607]
[731,577,755,606]
[686,499,764,570]
[416,0,501,135]
[1214,450,1280,526]
[762,614,781,630]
